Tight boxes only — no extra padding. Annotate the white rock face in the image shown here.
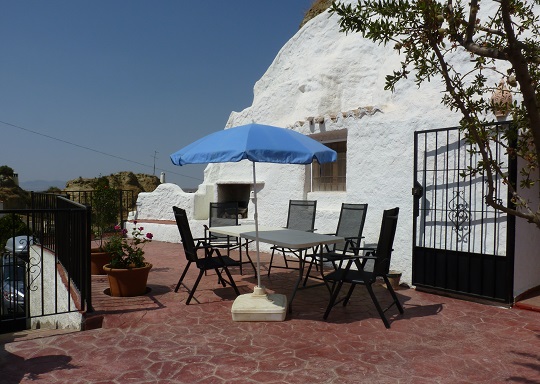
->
[139,0,520,286]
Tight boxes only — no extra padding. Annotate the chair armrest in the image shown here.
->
[340,237,365,254]
[317,253,363,262]
[351,246,376,253]
[194,237,212,248]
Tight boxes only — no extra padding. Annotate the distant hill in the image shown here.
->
[1,173,160,209]
[20,180,67,192]
[0,175,30,208]
[64,172,161,205]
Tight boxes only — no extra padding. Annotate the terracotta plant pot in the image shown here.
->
[386,270,402,290]
[91,250,112,275]
[103,263,152,297]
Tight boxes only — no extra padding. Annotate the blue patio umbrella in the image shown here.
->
[170,123,337,290]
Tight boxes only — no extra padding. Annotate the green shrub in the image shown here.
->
[91,177,120,241]
[0,165,14,178]
[0,214,31,251]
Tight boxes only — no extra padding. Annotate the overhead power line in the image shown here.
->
[0,119,203,181]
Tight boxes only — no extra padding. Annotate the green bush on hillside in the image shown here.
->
[0,214,31,252]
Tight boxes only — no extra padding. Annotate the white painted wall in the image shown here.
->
[29,246,82,330]
[513,158,540,298]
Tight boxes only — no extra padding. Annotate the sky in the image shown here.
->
[0,0,315,189]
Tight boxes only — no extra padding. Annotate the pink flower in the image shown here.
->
[122,229,128,235]
[114,225,121,231]
[139,227,144,231]
[133,220,137,225]
[146,233,153,239]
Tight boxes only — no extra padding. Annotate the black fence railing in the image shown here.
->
[0,195,92,333]
[55,197,92,312]
[65,189,135,229]
[31,192,68,251]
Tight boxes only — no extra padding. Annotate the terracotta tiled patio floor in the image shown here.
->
[1,240,539,383]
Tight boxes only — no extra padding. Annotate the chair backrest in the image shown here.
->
[209,202,239,227]
[286,200,317,231]
[173,206,199,263]
[208,202,239,241]
[334,203,368,252]
[372,207,400,276]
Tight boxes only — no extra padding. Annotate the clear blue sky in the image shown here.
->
[0,1,315,189]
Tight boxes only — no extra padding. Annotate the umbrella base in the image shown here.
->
[231,286,287,322]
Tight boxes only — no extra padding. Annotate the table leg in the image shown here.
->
[288,249,306,313]
[239,238,257,278]
[238,237,243,275]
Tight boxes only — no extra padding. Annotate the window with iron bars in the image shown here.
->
[311,141,346,191]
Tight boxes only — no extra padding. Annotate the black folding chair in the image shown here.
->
[323,207,404,328]
[267,200,317,276]
[203,202,256,276]
[173,206,240,305]
[304,203,368,285]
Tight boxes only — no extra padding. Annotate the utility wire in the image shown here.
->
[0,119,203,181]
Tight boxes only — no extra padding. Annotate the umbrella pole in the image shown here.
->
[230,161,286,322]
[252,162,262,289]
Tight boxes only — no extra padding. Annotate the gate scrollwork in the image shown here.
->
[447,190,470,242]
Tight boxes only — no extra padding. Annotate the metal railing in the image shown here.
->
[65,189,135,228]
[0,194,92,332]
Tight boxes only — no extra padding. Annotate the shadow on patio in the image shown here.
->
[2,240,539,383]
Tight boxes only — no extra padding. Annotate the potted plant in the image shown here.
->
[90,178,119,274]
[102,221,153,297]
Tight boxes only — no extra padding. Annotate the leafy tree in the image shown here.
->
[330,0,540,228]
[91,177,119,244]
[0,165,14,177]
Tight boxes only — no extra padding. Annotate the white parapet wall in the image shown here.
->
[28,245,82,330]
[136,183,210,222]
[133,183,213,243]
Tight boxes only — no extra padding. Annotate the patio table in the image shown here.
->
[210,225,344,310]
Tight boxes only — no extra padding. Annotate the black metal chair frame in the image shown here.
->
[203,202,256,276]
[267,199,317,276]
[322,207,404,328]
[303,203,368,286]
[173,206,240,305]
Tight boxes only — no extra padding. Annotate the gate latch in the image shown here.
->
[412,181,423,197]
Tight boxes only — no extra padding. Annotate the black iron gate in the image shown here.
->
[412,125,515,303]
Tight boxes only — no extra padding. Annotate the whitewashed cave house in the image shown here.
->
[135,2,540,305]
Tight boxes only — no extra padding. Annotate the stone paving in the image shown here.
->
[1,240,539,383]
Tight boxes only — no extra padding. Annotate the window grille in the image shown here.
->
[311,141,346,191]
